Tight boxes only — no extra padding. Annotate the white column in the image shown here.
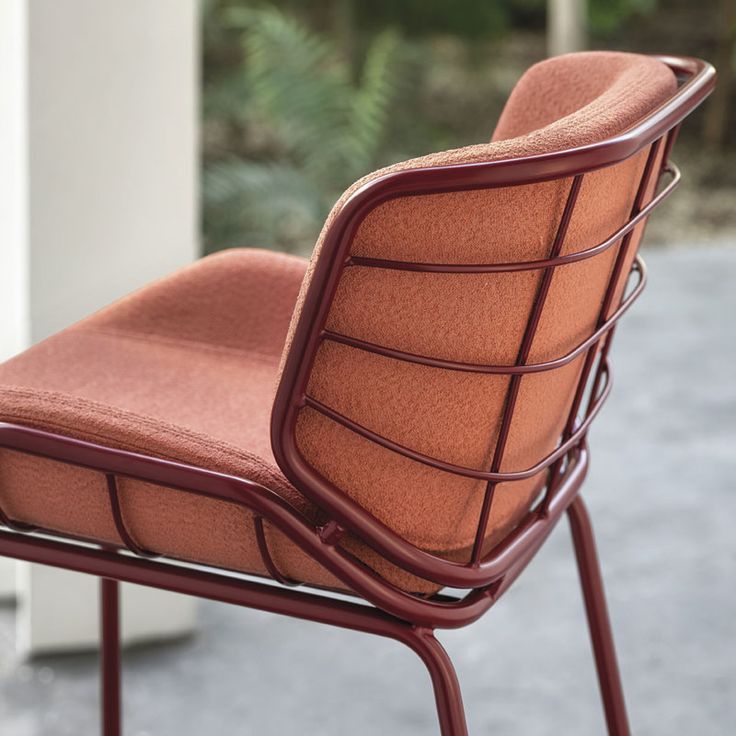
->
[548,0,587,57]
[0,0,30,602]
[28,0,200,339]
[15,564,197,656]
[0,0,200,654]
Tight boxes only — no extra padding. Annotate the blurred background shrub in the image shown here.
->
[202,0,736,255]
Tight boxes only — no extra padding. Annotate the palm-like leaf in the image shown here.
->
[203,159,325,254]
[344,29,401,176]
[203,6,403,253]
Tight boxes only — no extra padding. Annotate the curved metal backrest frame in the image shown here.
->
[270,55,716,587]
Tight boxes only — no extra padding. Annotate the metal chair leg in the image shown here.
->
[398,628,468,736]
[567,496,631,736]
[100,577,122,736]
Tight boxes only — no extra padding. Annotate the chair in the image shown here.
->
[0,52,715,735]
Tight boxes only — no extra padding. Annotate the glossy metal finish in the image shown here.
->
[568,497,631,736]
[101,578,121,736]
[0,56,715,735]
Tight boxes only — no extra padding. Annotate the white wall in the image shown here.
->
[0,0,201,651]
[0,0,30,362]
[15,564,197,657]
[28,0,199,339]
[0,0,30,601]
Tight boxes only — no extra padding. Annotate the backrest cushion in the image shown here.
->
[276,52,677,561]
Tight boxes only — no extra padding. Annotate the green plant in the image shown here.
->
[202,5,402,254]
[589,0,657,34]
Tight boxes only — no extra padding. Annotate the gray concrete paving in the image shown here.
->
[0,243,734,735]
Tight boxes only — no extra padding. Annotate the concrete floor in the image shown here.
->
[0,244,734,735]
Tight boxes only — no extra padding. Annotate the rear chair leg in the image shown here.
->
[567,496,631,736]
[100,577,121,736]
[399,628,468,736]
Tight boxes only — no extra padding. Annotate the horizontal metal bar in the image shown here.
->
[0,528,421,637]
[303,360,611,483]
[323,257,646,375]
[346,166,677,274]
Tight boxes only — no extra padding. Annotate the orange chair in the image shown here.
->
[0,52,715,735]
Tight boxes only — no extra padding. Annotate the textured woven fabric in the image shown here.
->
[0,52,676,593]
[284,51,675,560]
[0,250,339,586]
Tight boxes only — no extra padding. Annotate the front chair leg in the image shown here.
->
[567,496,631,736]
[100,577,122,736]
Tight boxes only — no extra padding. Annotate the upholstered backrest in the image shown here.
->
[275,52,677,562]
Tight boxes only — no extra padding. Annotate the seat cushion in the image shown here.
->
[0,248,451,593]
[0,249,359,590]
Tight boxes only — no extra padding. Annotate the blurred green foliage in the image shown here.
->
[203,4,403,252]
[589,0,657,33]
[349,0,545,39]
[202,0,735,255]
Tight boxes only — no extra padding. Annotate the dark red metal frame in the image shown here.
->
[0,56,714,736]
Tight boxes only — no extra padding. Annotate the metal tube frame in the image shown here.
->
[100,577,121,736]
[0,56,715,735]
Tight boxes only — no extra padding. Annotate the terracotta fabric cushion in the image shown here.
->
[0,51,677,595]
[283,52,676,563]
[0,250,343,589]
[0,249,442,592]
